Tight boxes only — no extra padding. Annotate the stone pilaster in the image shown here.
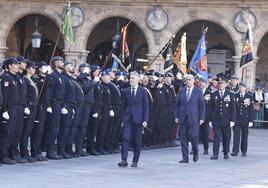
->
[63,49,90,67]
[0,47,8,61]
[146,53,165,72]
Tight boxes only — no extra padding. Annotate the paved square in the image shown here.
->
[0,129,268,188]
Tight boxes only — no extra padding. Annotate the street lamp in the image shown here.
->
[31,16,42,48]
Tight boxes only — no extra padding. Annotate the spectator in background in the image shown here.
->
[253,86,265,128]
[263,82,268,127]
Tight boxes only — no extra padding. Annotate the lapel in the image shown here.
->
[186,87,195,103]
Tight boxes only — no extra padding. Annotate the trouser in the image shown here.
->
[213,126,231,156]
[9,105,24,158]
[30,104,48,157]
[111,107,122,149]
[179,118,199,161]
[20,105,37,158]
[86,107,101,151]
[46,103,62,147]
[0,105,20,160]
[232,124,249,154]
[154,106,168,144]
[121,116,143,163]
[143,105,155,146]
[96,106,110,150]
[199,121,210,151]
[57,105,74,152]
[75,104,92,153]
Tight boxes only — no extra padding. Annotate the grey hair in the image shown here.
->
[130,71,140,80]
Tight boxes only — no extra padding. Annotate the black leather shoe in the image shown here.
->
[118,160,128,167]
[1,158,17,165]
[131,162,138,167]
[80,150,89,157]
[224,154,229,159]
[231,152,238,156]
[179,159,189,163]
[12,156,28,164]
[210,155,218,160]
[88,150,100,156]
[193,153,199,162]
[203,150,208,155]
[23,156,37,163]
[242,153,247,157]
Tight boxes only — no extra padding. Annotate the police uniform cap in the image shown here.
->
[102,68,111,76]
[16,55,27,63]
[230,75,239,80]
[26,61,38,69]
[4,57,20,66]
[64,60,73,66]
[90,64,100,72]
[217,76,227,83]
[36,61,47,68]
[165,72,173,78]
[239,81,247,88]
[51,56,64,64]
[79,63,88,69]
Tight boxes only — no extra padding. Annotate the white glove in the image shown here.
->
[41,66,48,74]
[24,107,30,115]
[47,107,52,113]
[61,108,68,115]
[72,109,75,114]
[230,122,235,127]
[248,122,253,127]
[199,120,204,125]
[157,83,163,89]
[142,121,147,128]
[209,122,213,128]
[46,66,53,74]
[2,111,9,120]
[118,75,124,81]
[92,113,98,118]
[82,67,90,74]
[109,110,115,117]
[152,75,158,81]
[93,77,100,82]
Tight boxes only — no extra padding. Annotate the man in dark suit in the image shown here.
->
[175,74,205,163]
[118,71,149,168]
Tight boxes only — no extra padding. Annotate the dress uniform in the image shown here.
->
[227,75,239,94]
[210,77,236,160]
[231,81,254,156]
[20,61,38,163]
[46,56,65,160]
[0,58,21,164]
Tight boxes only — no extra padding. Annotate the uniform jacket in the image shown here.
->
[235,92,254,125]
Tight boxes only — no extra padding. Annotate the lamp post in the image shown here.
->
[31,16,42,48]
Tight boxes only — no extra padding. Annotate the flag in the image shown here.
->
[173,33,187,74]
[112,53,120,69]
[162,41,173,72]
[189,33,208,81]
[121,26,131,71]
[240,26,253,68]
[61,3,74,43]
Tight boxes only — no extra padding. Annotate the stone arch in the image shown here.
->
[168,11,240,55]
[0,7,63,48]
[254,20,268,56]
[75,9,153,54]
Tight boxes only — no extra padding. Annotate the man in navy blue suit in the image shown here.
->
[175,74,205,163]
[118,71,149,167]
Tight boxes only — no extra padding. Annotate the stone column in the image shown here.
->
[0,47,8,61]
[146,53,164,72]
[63,49,90,67]
[232,56,242,79]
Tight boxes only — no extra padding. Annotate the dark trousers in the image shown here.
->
[75,104,92,152]
[199,121,210,151]
[1,105,19,159]
[111,107,122,149]
[153,105,168,144]
[46,103,61,146]
[179,118,199,161]
[30,104,48,157]
[232,124,249,154]
[57,106,74,150]
[143,105,154,146]
[20,105,37,158]
[96,106,110,150]
[213,126,231,156]
[9,105,24,158]
[121,116,143,163]
[86,108,101,151]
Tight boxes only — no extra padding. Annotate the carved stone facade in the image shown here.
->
[1,0,268,88]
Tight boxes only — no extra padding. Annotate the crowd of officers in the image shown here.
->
[0,55,254,166]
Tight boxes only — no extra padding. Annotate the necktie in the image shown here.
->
[132,87,135,96]
[186,88,190,101]
[220,91,224,98]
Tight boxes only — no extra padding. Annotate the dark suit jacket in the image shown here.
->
[121,86,149,124]
[235,92,254,125]
[176,86,205,125]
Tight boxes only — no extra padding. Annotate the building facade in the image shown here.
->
[0,0,268,88]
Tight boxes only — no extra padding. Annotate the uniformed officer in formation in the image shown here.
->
[0,55,256,167]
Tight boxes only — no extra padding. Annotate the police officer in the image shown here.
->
[96,68,114,155]
[57,61,76,159]
[231,81,254,157]
[210,77,236,160]
[30,61,51,161]
[20,61,38,163]
[46,56,65,160]
[0,57,20,164]
[227,75,239,94]
[75,64,94,157]
[199,78,212,155]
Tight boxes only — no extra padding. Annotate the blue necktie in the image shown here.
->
[132,87,135,96]
[186,88,190,101]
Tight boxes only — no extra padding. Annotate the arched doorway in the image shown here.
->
[257,33,268,85]
[6,14,64,62]
[174,20,235,77]
[86,17,148,71]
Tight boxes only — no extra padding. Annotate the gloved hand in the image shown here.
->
[24,107,30,115]
[2,111,9,120]
[157,83,163,89]
[230,122,235,127]
[47,107,52,113]
[92,113,98,118]
[209,122,213,128]
[142,121,147,128]
[152,75,158,81]
[72,109,75,114]
[118,75,124,81]
[248,122,253,127]
[46,66,53,74]
[61,108,68,115]
[199,120,204,125]
[82,67,90,74]
[109,110,115,117]
[93,77,100,82]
